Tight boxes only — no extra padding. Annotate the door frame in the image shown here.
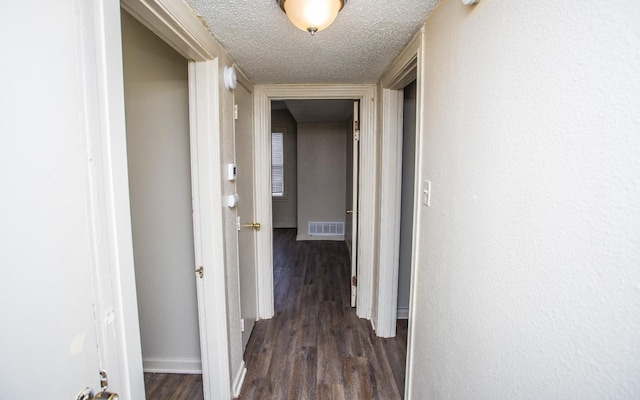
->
[118,0,233,399]
[374,34,421,337]
[81,0,144,397]
[377,28,426,400]
[253,85,377,320]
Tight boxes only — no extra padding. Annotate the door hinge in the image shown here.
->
[233,104,238,120]
[351,276,357,286]
[354,120,360,132]
[196,266,204,278]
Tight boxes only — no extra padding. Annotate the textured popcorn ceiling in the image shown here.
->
[185,0,440,84]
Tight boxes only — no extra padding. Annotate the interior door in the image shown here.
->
[235,82,259,350]
[1,3,102,396]
[349,100,361,307]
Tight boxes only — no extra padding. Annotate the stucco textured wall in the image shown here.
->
[409,0,640,398]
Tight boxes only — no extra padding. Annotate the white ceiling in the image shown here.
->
[185,0,440,84]
[283,99,354,123]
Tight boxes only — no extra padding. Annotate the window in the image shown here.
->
[271,131,284,197]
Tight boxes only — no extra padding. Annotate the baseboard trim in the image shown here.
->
[397,306,409,319]
[232,361,247,398]
[142,357,202,374]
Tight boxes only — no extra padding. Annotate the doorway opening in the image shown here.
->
[268,99,356,305]
[397,79,417,321]
[121,10,204,398]
[252,85,376,322]
[238,95,410,397]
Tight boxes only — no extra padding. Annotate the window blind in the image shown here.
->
[272,132,284,196]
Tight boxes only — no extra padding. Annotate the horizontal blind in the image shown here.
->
[272,131,284,196]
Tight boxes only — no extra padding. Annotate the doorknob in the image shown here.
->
[346,209,353,214]
[76,388,119,400]
[242,222,261,230]
[76,370,119,400]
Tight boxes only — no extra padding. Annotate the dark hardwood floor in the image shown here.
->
[144,372,203,400]
[143,228,408,399]
[239,229,408,400]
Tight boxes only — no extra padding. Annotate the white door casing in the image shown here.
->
[187,59,233,400]
[375,32,422,339]
[253,85,377,320]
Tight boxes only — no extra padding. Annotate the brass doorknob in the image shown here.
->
[242,222,261,230]
[346,209,353,214]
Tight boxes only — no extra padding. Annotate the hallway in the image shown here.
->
[239,229,408,399]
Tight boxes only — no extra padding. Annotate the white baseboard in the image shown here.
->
[143,357,202,374]
[232,361,247,398]
[397,306,409,319]
[296,234,344,241]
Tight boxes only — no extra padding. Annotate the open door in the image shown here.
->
[348,100,361,307]
[0,1,140,398]
[235,82,259,350]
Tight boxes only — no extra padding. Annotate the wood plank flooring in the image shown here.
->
[239,229,408,400]
[142,228,408,399]
[144,372,203,399]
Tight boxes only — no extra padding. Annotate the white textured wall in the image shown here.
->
[272,109,298,228]
[409,0,640,399]
[297,123,347,241]
[122,11,201,371]
[219,56,245,389]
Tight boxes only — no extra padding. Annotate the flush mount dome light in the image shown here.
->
[277,0,346,36]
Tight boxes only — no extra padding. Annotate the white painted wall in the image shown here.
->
[297,123,347,241]
[122,11,201,372]
[218,58,246,394]
[407,0,640,398]
[272,109,298,228]
[397,80,417,318]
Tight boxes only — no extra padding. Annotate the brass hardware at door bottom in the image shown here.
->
[242,222,261,231]
[76,388,119,400]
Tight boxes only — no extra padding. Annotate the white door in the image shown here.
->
[349,101,361,307]
[1,1,105,397]
[235,83,259,350]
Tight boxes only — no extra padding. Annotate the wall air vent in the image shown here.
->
[308,222,345,236]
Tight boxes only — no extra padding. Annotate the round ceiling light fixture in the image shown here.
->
[277,0,346,36]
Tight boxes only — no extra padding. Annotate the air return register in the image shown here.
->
[308,222,344,236]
